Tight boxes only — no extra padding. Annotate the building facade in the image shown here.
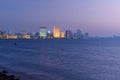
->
[53,26,60,38]
[60,32,65,38]
[65,30,73,38]
[39,27,47,38]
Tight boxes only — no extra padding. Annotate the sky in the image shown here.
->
[0,0,120,36]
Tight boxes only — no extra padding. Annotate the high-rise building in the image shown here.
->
[53,26,60,38]
[39,27,47,38]
[47,31,53,38]
[65,30,73,38]
[76,29,83,38]
[60,32,65,38]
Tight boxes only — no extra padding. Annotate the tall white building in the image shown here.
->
[39,27,47,38]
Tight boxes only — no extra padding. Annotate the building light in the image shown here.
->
[60,32,65,38]
[53,26,60,38]
[39,27,47,38]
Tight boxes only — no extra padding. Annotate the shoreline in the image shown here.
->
[0,65,55,80]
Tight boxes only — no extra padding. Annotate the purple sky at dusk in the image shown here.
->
[0,0,120,36]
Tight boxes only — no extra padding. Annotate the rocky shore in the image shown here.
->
[0,70,19,80]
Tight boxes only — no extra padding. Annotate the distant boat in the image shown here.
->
[13,42,17,45]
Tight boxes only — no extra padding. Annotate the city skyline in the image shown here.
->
[0,26,89,39]
[0,0,120,36]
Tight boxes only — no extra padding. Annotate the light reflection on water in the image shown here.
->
[0,39,120,80]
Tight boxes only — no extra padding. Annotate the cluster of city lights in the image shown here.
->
[0,26,89,39]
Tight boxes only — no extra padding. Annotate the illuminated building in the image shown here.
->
[60,32,65,38]
[22,35,31,39]
[6,34,17,39]
[39,27,47,38]
[53,26,60,38]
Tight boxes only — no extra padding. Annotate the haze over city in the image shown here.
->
[0,0,120,36]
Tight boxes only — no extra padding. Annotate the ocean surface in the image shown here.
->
[0,39,120,80]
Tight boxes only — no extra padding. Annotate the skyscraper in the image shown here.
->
[60,32,65,38]
[53,26,60,38]
[76,29,83,38]
[39,27,47,38]
[65,30,73,38]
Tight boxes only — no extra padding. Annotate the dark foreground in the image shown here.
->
[0,70,19,80]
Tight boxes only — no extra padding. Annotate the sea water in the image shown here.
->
[0,39,120,80]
